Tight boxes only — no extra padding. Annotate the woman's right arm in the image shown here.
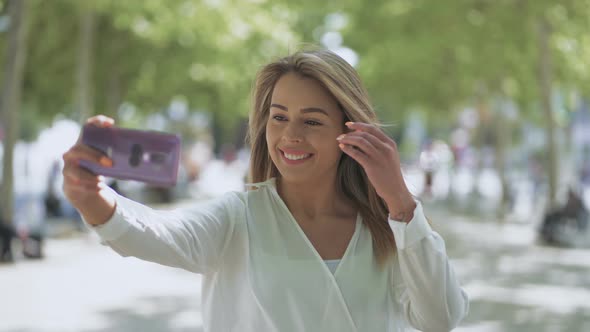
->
[92,189,238,274]
[62,115,238,274]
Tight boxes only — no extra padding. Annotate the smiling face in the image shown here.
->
[265,72,346,184]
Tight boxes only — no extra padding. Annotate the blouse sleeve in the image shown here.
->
[85,189,241,274]
[389,201,469,332]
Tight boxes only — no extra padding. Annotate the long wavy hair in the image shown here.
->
[246,48,396,265]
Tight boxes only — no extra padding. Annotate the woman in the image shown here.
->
[62,48,468,331]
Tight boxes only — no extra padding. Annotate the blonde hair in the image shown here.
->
[246,48,396,265]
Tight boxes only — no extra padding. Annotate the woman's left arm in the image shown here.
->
[388,203,469,331]
[338,121,469,331]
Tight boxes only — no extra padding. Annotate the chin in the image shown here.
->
[276,169,306,181]
[278,168,334,186]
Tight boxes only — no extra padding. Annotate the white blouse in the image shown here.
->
[324,259,340,274]
[89,178,468,332]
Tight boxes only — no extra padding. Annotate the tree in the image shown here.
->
[340,0,590,214]
[76,3,96,123]
[0,0,32,225]
[15,0,304,145]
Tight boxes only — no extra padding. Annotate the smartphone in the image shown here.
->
[79,124,181,187]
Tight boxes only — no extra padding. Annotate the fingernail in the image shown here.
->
[99,157,113,167]
[339,143,345,149]
[345,122,354,127]
[336,134,345,140]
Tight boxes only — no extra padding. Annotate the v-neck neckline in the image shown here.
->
[268,181,362,277]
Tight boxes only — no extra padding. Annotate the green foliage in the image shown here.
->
[342,0,590,128]
[4,0,304,140]
[1,0,589,142]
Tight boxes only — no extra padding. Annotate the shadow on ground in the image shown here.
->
[428,202,590,332]
[5,295,203,332]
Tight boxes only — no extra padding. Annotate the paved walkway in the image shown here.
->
[0,233,204,332]
[1,203,589,332]
[432,205,590,332]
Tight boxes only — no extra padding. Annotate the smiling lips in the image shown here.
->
[279,148,313,164]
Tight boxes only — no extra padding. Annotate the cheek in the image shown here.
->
[316,137,342,159]
[265,124,277,147]
[265,126,279,158]
[266,118,280,134]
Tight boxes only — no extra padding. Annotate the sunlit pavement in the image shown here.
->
[0,231,204,332]
[1,201,589,332]
[430,203,590,332]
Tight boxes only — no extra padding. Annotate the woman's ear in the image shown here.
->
[342,119,352,132]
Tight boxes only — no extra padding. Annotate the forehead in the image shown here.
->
[271,73,341,115]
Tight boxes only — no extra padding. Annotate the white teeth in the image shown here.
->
[284,153,310,160]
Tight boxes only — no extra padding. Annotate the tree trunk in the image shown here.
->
[0,0,31,225]
[494,99,510,222]
[106,71,123,121]
[537,17,558,209]
[76,7,96,123]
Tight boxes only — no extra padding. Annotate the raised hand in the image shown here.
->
[62,115,116,225]
[337,122,416,222]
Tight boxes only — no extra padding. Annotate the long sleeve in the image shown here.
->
[85,189,241,274]
[389,202,469,332]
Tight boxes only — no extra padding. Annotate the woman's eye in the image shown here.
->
[272,115,287,121]
[305,120,322,126]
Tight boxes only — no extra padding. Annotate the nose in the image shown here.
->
[282,122,303,143]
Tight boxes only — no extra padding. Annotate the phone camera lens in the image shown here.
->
[129,143,143,167]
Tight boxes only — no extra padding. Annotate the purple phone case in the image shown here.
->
[79,124,181,187]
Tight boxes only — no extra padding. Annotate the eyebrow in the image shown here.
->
[270,103,330,117]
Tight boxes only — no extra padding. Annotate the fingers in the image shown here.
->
[63,180,108,202]
[339,143,369,166]
[337,131,382,156]
[345,122,392,144]
[62,115,115,205]
[62,138,113,201]
[63,163,103,184]
[62,162,110,201]
[76,115,115,144]
[338,122,400,167]
[63,143,113,167]
[86,115,115,128]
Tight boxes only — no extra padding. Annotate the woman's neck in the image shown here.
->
[276,176,355,220]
